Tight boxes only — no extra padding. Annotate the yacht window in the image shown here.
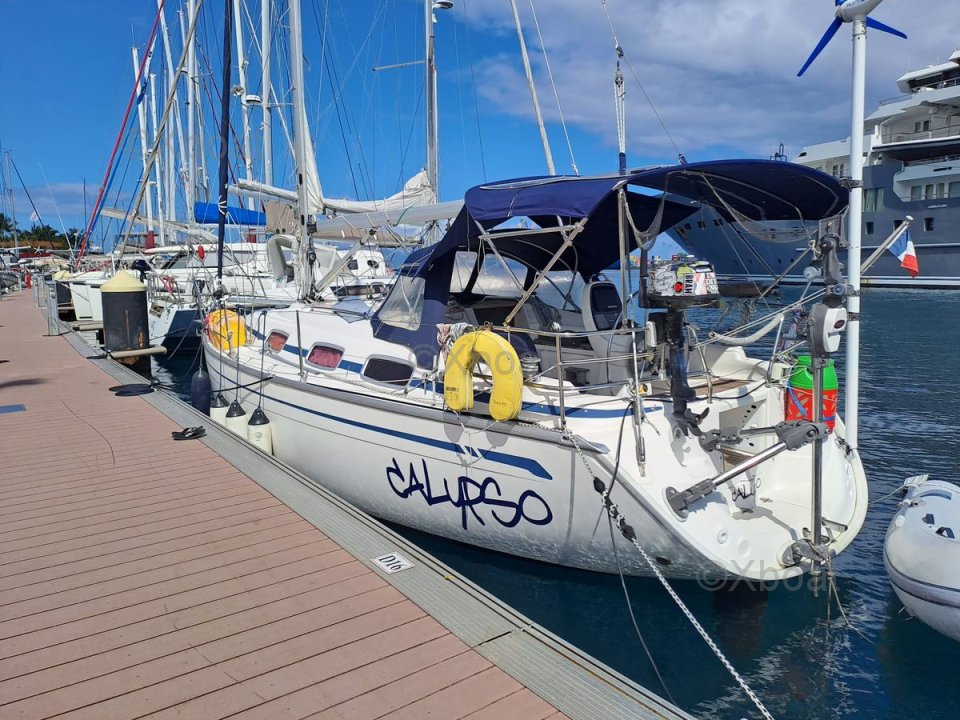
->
[450,251,478,293]
[696,221,706,229]
[925,217,935,232]
[936,183,945,199]
[473,254,526,297]
[377,276,425,330]
[307,344,343,369]
[894,219,904,230]
[950,181,960,198]
[911,185,923,201]
[267,331,288,353]
[865,221,874,235]
[363,357,414,386]
[346,259,359,271]
[924,184,934,199]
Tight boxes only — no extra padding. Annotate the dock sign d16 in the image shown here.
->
[372,552,415,574]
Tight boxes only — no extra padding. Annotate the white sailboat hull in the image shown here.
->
[206,335,867,582]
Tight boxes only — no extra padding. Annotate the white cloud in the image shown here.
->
[458,0,960,162]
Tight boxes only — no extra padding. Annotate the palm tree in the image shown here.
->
[0,213,17,243]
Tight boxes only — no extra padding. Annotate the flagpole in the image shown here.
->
[860,216,912,274]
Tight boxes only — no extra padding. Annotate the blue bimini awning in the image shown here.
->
[372,159,849,366]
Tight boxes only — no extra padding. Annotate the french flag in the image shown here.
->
[888,228,919,277]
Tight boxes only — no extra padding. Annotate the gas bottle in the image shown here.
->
[785,355,838,431]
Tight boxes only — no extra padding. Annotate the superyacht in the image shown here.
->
[674,50,960,288]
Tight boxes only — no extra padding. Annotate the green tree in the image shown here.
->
[21,223,65,249]
[0,213,17,244]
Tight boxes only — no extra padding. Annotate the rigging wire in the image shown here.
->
[528,0,578,175]
[599,0,684,163]
[607,404,676,704]
[77,0,167,263]
[460,0,488,181]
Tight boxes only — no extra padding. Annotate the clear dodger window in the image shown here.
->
[377,276,425,330]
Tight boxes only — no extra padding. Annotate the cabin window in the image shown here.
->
[697,221,706,229]
[266,331,288,353]
[347,259,359,271]
[713,218,722,226]
[363,357,414,386]
[925,217,935,232]
[894,219,904,230]
[307,344,343,369]
[936,183,945,199]
[924,184,934,199]
[949,181,960,198]
[378,276,425,330]
[910,185,923,201]
[865,221,874,235]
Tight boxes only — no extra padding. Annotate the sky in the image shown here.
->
[1,0,958,244]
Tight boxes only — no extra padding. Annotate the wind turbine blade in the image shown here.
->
[865,17,908,40]
[798,17,844,77]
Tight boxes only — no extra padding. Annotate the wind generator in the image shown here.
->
[796,0,907,453]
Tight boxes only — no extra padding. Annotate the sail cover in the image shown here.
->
[193,202,267,226]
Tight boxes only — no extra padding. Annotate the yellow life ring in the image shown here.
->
[444,329,523,421]
[205,309,247,351]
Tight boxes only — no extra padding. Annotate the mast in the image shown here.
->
[289,0,314,299]
[261,0,273,186]
[233,0,255,203]
[148,71,167,246]
[424,0,448,204]
[156,0,186,223]
[215,0,235,284]
[132,45,156,248]
[186,0,198,220]
[508,0,555,175]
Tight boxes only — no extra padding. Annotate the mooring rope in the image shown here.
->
[565,430,777,720]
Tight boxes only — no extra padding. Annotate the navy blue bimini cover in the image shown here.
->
[373,159,848,366]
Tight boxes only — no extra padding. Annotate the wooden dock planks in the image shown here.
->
[0,292,571,720]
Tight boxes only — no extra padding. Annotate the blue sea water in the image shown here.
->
[153,287,960,720]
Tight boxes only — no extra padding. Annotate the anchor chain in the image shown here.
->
[564,430,777,720]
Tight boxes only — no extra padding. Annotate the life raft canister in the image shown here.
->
[444,329,523,422]
[205,309,247,352]
[785,354,838,431]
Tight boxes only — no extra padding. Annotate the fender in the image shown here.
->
[206,309,247,352]
[444,330,522,422]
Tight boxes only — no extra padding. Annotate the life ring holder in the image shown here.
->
[443,329,523,422]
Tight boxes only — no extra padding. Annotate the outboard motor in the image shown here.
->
[129,258,152,282]
[646,255,721,436]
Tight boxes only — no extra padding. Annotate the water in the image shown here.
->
[155,288,960,720]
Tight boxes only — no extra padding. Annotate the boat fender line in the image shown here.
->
[205,309,247,352]
[708,313,784,346]
[566,430,777,720]
[444,329,523,422]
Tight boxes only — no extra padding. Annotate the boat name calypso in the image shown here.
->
[386,457,553,530]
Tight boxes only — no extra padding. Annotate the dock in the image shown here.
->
[0,288,693,720]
